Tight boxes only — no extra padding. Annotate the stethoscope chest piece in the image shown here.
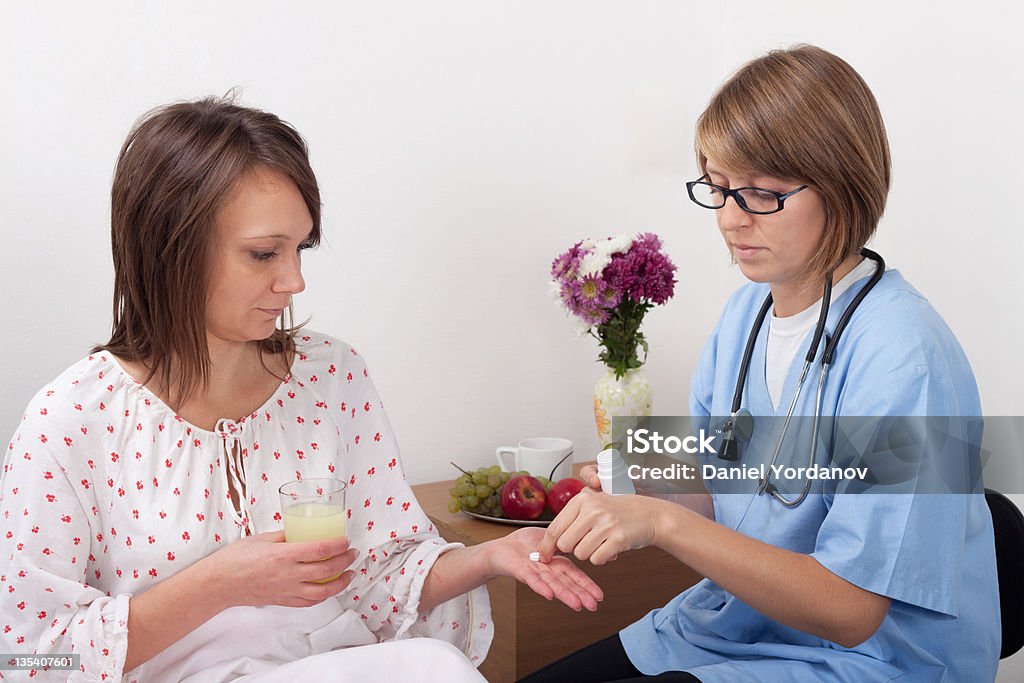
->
[717,409,754,461]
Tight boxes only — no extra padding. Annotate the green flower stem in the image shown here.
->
[591,297,653,380]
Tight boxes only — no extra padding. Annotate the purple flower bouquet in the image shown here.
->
[550,233,677,379]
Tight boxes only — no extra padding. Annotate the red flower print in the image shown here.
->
[328,364,336,375]
[328,463,335,473]
[296,416,305,424]
[401,502,410,512]
[355,436,360,445]
[149,569,158,577]
[63,437,73,447]
[167,552,175,561]
[363,498,371,508]
[274,451,281,460]
[367,467,375,476]
[363,402,371,412]
[106,425,114,434]
[367,521,374,531]
[388,458,397,469]
[159,511,166,519]
[182,531,190,542]
[60,515,71,524]
[136,481,143,490]
[196,513,205,522]
[273,512,281,522]
[349,475,356,485]
[39,434,47,443]
[43,471,53,480]
[148,536,155,544]
[373,432,381,442]
[310,375,318,383]
[311,442,318,450]
[347,373,353,382]
[386,496,394,506]
[340,402,347,411]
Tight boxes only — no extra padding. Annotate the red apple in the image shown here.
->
[500,475,548,520]
[547,477,586,515]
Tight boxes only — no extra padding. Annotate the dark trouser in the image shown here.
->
[516,633,702,683]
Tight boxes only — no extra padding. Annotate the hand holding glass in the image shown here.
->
[279,478,348,583]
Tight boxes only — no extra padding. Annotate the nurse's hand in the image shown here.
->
[537,490,661,565]
[488,527,604,612]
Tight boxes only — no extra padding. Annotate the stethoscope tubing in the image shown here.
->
[726,248,886,508]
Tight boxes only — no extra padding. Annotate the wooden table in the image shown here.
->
[411,466,702,683]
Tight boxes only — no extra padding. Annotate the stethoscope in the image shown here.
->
[717,248,886,508]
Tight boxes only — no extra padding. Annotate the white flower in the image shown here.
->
[599,233,634,256]
[579,251,612,277]
[578,233,635,277]
[571,318,593,338]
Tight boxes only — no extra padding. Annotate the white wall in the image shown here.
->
[3,1,1023,674]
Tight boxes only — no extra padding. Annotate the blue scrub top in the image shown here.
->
[620,269,1000,682]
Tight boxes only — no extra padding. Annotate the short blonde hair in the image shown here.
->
[696,45,891,279]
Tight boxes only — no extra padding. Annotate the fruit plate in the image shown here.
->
[462,510,552,527]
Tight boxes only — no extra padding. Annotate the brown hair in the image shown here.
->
[695,44,891,279]
[93,96,321,406]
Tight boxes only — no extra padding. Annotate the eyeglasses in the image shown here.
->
[686,174,809,215]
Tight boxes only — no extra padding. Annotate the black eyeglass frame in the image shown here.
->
[686,174,809,215]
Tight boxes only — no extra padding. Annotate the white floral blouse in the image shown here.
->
[0,332,492,681]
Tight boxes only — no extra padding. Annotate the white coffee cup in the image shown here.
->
[495,437,574,482]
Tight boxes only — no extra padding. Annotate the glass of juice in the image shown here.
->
[278,478,348,582]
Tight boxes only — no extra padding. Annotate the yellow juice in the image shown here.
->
[283,502,347,583]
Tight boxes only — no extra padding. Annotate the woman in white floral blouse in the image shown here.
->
[0,97,602,682]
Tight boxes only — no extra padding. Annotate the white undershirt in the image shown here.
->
[765,257,880,410]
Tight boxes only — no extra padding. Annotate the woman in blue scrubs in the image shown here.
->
[522,45,999,682]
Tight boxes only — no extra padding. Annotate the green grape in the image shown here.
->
[456,474,470,487]
[472,471,488,485]
[484,495,498,510]
[465,494,480,508]
[447,497,461,514]
[457,481,475,497]
[537,476,551,490]
[475,484,492,499]
[487,465,501,475]
[491,507,505,518]
[448,486,458,497]
[499,471,511,484]
[486,474,501,489]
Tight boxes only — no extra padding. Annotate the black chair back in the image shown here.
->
[986,488,1024,659]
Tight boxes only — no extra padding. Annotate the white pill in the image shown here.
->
[529,551,541,562]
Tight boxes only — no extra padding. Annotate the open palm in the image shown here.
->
[492,527,604,611]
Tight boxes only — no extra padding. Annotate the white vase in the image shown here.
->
[593,368,652,445]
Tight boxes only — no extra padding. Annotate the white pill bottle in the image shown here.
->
[596,448,635,495]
